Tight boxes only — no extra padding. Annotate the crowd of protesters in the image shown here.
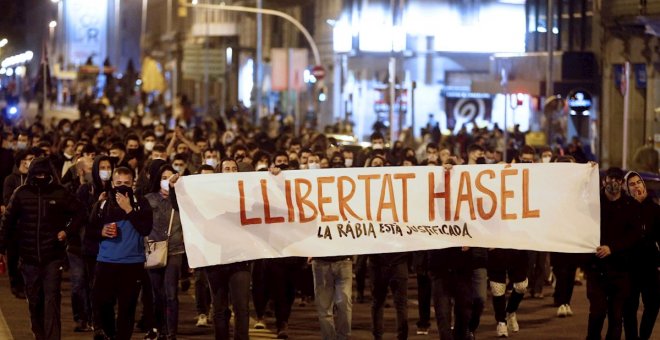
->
[0,100,658,340]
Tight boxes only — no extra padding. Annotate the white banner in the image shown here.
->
[175,164,601,268]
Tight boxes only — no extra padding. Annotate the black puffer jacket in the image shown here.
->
[0,157,84,264]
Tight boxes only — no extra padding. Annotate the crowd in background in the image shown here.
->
[0,99,657,340]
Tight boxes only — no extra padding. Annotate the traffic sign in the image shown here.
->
[312,65,325,80]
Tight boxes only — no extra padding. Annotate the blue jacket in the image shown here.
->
[90,194,153,264]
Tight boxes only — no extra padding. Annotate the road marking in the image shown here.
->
[0,306,14,340]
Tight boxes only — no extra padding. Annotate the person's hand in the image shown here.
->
[116,192,133,214]
[98,191,108,202]
[461,246,470,252]
[101,224,117,238]
[169,173,180,186]
[443,164,453,171]
[588,161,598,168]
[307,257,313,265]
[596,245,611,258]
[269,166,282,176]
[0,205,5,215]
[57,231,66,241]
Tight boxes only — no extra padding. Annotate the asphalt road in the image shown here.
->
[2,269,656,340]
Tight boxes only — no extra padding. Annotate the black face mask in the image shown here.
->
[332,162,345,168]
[276,163,289,170]
[126,149,140,158]
[112,185,134,204]
[109,156,120,165]
[33,175,52,187]
[476,157,486,164]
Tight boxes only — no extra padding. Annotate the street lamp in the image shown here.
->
[49,21,57,28]
[50,0,60,3]
[0,39,7,48]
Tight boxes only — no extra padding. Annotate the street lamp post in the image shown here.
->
[184,2,322,124]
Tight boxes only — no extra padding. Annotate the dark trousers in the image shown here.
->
[268,258,302,330]
[251,259,268,319]
[194,270,211,315]
[206,262,251,340]
[527,251,548,295]
[148,254,182,337]
[140,268,156,330]
[370,262,408,340]
[623,267,660,340]
[552,253,579,306]
[21,259,63,340]
[431,269,473,340]
[8,244,23,293]
[416,272,432,329]
[93,262,144,340]
[67,252,91,324]
[586,269,630,340]
[355,255,368,298]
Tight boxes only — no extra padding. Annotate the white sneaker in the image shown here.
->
[496,322,509,337]
[506,312,519,332]
[557,304,567,317]
[196,314,209,327]
[565,304,574,316]
[254,319,266,330]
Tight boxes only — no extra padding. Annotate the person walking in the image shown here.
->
[0,156,84,340]
[623,171,660,340]
[145,163,186,340]
[586,167,638,340]
[89,167,153,340]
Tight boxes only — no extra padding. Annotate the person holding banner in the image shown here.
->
[622,171,660,340]
[465,144,489,338]
[145,163,185,340]
[173,158,252,340]
[586,167,638,340]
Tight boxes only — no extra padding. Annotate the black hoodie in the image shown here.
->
[625,171,660,269]
[0,157,84,264]
[76,155,115,257]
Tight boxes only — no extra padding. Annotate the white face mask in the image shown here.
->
[205,158,218,167]
[144,141,155,151]
[542,156,552,163]
[160,179,170,192]
[155,130,165,137]
[308,163,321,170]
[255,163,268,171]
[16,141,28,150]
[172,165,184,174]
[372,143,384,150]
[344,158,353,167]
[99,170,112,181]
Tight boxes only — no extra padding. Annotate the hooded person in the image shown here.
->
[135,159,167,199]
[622,171,660,340]
[68,155,116,332]
[0,156,84,340]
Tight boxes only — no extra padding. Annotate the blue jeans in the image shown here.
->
[21,259,63,340]
[205,262,251,340]
[370,261,408,340]
[67,252,91,324]
[312,259,353,340]
[148,254,182,337]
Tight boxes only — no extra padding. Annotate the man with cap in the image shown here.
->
[623,171,660,340]
[0,156,84,340]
